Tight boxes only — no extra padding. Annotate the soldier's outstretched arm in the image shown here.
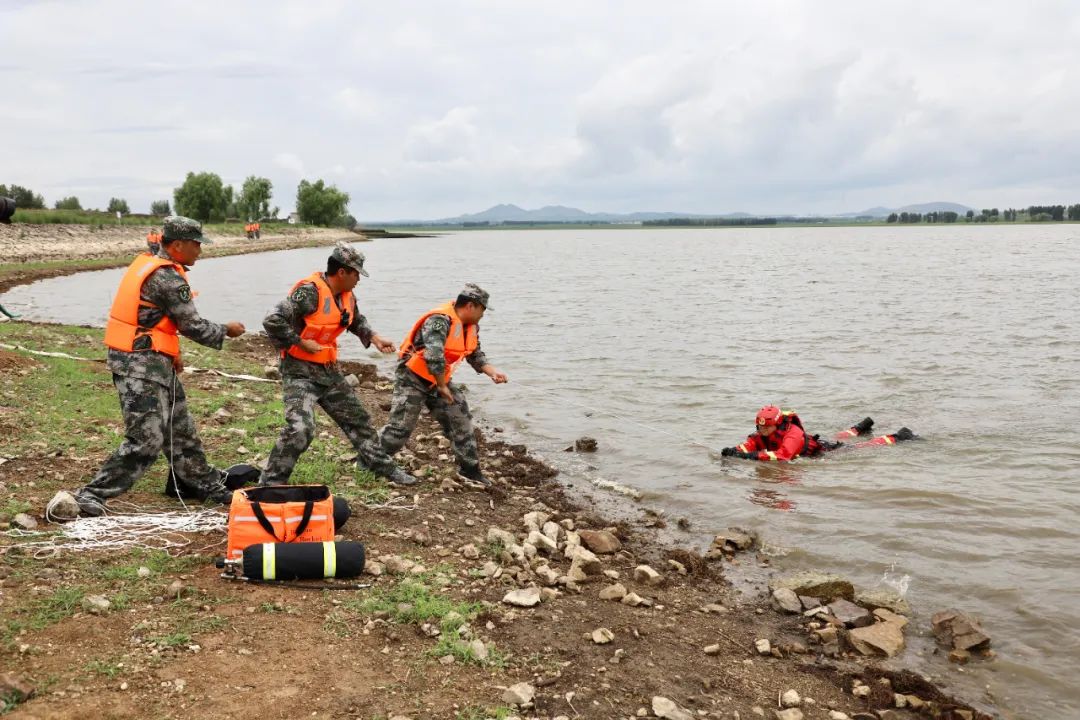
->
[145,267,231,349]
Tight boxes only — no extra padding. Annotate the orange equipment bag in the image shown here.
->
[226,485,336,561]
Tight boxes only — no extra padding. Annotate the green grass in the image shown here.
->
[1,499,32,517]
[455,706,516,720]
[84,658,125,679]
[3,586,89,645]
[349,576,482,627]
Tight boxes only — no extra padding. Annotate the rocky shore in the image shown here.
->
[0,235,1000,719]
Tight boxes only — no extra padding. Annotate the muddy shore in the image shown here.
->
[0,229,997,720]
[0,222,355,294]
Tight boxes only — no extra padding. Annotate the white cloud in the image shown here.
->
[1,0,1079,218]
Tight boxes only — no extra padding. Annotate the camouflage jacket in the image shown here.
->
[263,276,375,383]
[399,314,489,386]
[106,249,226,386]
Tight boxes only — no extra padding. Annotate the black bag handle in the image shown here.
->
[249,501,283,542]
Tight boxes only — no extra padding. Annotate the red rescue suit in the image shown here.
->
[736,412,824,462]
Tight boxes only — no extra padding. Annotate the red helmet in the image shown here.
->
[756,405,783,427]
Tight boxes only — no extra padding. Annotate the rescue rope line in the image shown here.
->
[0,342,277,383]
[6,506,226,557]
[510,381,726,455]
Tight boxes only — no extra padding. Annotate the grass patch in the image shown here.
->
[348,576,481,627]
[480,540,505,561]
[3,586,88,644]
[455,706,516,720]
[96,549,203,583]
[1,499,32,517]
[84,658,125,679]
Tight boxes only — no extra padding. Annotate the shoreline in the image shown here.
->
[0,222,357,294]
[0,235,1000,718]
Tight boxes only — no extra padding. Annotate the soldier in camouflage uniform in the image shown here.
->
[73,216,247,516]
[261,243,416,486]
[379,284,507,487]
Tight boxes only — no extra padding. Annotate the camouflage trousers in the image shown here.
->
[78,373,222,502]
[379,366,480,472]
[261,371,398,485]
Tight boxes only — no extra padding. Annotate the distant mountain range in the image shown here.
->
[387,201,975,225]
[841,202,975,218]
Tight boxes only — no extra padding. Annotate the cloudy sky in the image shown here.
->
[2,0,1079,219]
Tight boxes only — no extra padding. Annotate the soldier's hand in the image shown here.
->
[172,354,185,374]
[225,322,246,338]
[437,385,455,405]
[372,335,396,354]
[488,369,508,384]
[298,338,323,353]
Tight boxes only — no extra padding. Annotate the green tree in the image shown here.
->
[965,210,975,221]
[238,176,273,220]
[0,184,46,209]
[173,172,229,222]
[943,211,958,223]
[107,197,130,215]
[886,213,898,223]
[150,199,171,216]
[295,179,350,226]
[54,196,82,210]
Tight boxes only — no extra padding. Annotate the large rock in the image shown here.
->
[569,547,603,575]
[578,529,621,554]
[598,583,627,600]
[0,673,34,703]
[591,628,615,644]
[770,571,854,601]
[574,436,598,452]
[11,513,37,530]
[527,530,558,554]
[652,696,693,720]
[45,490,80,522]
[774,710,804,720]
[502,682,536,706]
[712,527,757,552]
[855,588,912,616]
[931,609,991,652]
[502,587,542,607]
[771,588,803,614]
[487,527,517,546]
[827,598,873,627]
[633,564,663,586]
[848,620,906,657]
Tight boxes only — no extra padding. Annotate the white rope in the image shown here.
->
[0,343,277,383]
[511,381,726,455]
[5,507,226,557]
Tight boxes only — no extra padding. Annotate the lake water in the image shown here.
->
[4,225,1079,717]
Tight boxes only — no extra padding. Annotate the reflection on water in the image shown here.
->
[5,225,1080,717]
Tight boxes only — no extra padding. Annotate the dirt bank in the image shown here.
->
[0,223,355,294]
[0,319,996,720]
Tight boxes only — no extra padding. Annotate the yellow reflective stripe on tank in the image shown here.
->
[323,541,337,578]
[765,451,778,461]
[737,443,748,452]
[884,436,896,445]
[262,543,276,580]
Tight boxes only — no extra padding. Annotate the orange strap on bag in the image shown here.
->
[226,485,336,560]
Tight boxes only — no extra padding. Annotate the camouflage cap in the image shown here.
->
[331,241,369,277]
[162,215,212,243]
[458,282,491,310]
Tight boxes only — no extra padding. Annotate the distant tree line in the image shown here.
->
[1,173,353,227]
[887,206,1080,223]
[644,217,780,227]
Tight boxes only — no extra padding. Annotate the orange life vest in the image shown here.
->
[283,272,354,365]
[146,230,162,245]
[399,301,478,385]
[103,254,189,358]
